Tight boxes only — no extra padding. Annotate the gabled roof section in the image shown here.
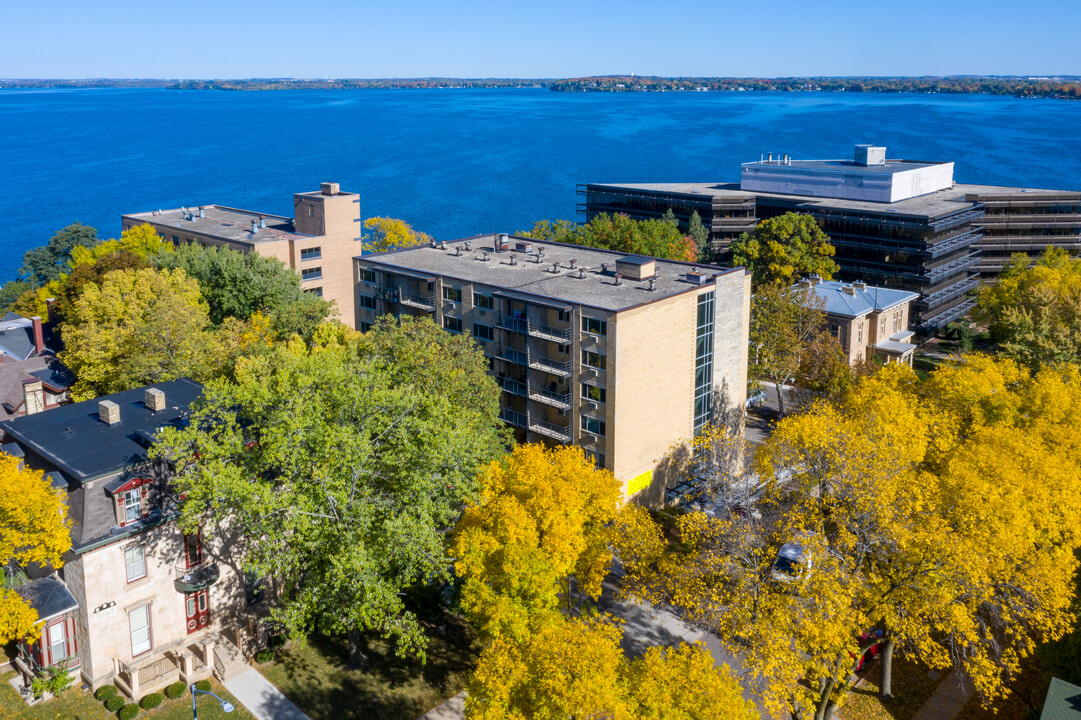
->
[16,576,78,622]
[0,378,202,485]
[1042,677,1081,720]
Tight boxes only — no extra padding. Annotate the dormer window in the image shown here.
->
[123,490,141,523]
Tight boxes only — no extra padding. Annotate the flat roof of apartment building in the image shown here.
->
[356,234,742,312]
[123,205,305,246]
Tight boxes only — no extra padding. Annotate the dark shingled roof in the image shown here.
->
[0,378,202,485]
[16,576,78,621]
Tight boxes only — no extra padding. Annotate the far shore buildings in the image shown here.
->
[1,380,253,700]
[799,277,919,366]
[582,145,1081,332]
[122,182,361,324]
[353,234,752,503]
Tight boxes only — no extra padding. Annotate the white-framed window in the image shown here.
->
[581,415,606,436]
[123,490,141,523]
[581,383,606,403]
[129,604,152,657]
[582,350,606,370]
[47,622,67,665]
[125,544,147,582]
[443,287,462,303]
[582,317,607,336]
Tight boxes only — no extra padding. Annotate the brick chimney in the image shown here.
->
[45,298,57,325]
[31,317,44,355]
[99,400,121,426]
[145,387,166,412]
[22,379,45,416]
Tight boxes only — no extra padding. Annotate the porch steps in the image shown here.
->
[212,635,249,682]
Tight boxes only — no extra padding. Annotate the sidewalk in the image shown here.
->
[911,670,974,720]
[418,692,465,720]
[223,668,311,720]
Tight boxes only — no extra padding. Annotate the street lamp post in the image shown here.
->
[191,683,234,719]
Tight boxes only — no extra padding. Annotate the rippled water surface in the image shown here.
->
[2,87,1080,280]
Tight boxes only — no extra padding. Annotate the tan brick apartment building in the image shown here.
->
[122,182,361,323]
[1,380,253,699]
[799,277,920,365]
[354,235,752,500]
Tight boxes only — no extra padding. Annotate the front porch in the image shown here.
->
[112,632,244,698]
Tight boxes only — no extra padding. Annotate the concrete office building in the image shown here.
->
[582,146,1081,332]
[123,182,361,324]
[353,234,751,501]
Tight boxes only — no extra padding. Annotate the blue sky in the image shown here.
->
[2,0,1078,79]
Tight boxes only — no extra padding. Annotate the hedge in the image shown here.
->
[119,703,140,720]
[164,681,186,699]
[105,695,125,712]
[194,679,211,692]
[95,685,118,701]
[254,649,274,663]
[139,692,163,709]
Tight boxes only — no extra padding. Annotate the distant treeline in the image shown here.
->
[3,76,1079,99]
[550,76,1081,99]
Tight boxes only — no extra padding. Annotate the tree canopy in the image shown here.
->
[522,213,697,262]
[60,267,218,400]
[154,316,505,662]
[0,455,70,645]
[18,222,99,286]
[974,247,1081,369]
[730,212,839,287]
[362,217,434,254]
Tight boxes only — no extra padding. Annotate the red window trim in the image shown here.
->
[184,532,202,568]
[43,616,75,666]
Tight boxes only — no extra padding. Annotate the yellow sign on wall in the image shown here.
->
[627,470,653,496]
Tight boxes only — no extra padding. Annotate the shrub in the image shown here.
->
[139,692,163,709]
[106,695,126,712]
[255,649,274,663]
[164,681,186,699]
[194,679,211,692]
[95,685,119,701]
[119,703,140,720]
[267,634,286,649]
[30,661,74,698]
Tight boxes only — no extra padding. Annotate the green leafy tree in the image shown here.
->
[60,267,218,400]
[19,223,99,286]
[748,283,829,413]
[0,280,32,312]
[521,213,696,262]
[154,316,505,665]
[973,248,1081,369]
[362,217,433,254]
[157,242,332,329]
[688,210,710,260]
[731,212,839,287]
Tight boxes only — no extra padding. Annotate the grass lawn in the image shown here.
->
[258,625,479,720]
[0,672,256,720]
[837,657,942,720]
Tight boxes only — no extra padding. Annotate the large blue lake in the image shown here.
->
[2,87,1080,281]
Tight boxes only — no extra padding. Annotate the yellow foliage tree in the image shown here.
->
[0,455,70,644]
[68,223,173,270]
[362,217,433,254]
[452,444,623,639]
[61,267,218,400]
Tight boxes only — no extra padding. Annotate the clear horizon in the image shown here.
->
[2,0,1078,79]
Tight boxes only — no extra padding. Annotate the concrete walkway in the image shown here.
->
[418,692,465,720]
[911,670,975,720]
[223,668,311,720]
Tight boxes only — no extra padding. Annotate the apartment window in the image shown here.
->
[473,323,495,341]
[308,287,323,297]
[125,545,147,582]
[443,286,462,303]
[307,205,315,217]
[360,295,376,309]
[123,490,142,524]
[302,267,323,281]
[360,267,375,283]
[693,291,716,435]
[360,321,372,333]
[894,310,902,332]
[171,235,179,243]
[581,383,606,403]
[580,415,606,436]
[301,247,322,261]
[582,317,607,336]
[184,533,202,568]
[558,310,571,323]
[444,316,463,333]
[47,622,67,665]
[474,293,494,310]
[857,321,864,346]
[244,571,264,606]
[585,450,606,470]
[129,604,152,657]
[880,316,887,335]
[582,350,606,370]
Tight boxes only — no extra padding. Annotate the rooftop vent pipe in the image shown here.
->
[259,215,267,229]
[648,278,656,291]
[614,273,623,286]
[251,220,258,233]
[199,206,206,218]
[464,242,471,251]
[570,259,578,269]
[578,268,586,279]
[510,255,517,266]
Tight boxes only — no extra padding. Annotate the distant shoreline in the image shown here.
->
[1,76,1079,100]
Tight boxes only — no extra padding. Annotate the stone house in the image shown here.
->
[1,379,255,699]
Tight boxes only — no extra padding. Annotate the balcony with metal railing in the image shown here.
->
[499,408,528,428]
[924,251,979,284]
[527,321,572,343]
[497,376,529,398]
[529,386,571,410]
[495,313,529,334]
[496,345,528,366]
[528,353,572,378]
[529,418,572,443]
[399,292,435,311]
